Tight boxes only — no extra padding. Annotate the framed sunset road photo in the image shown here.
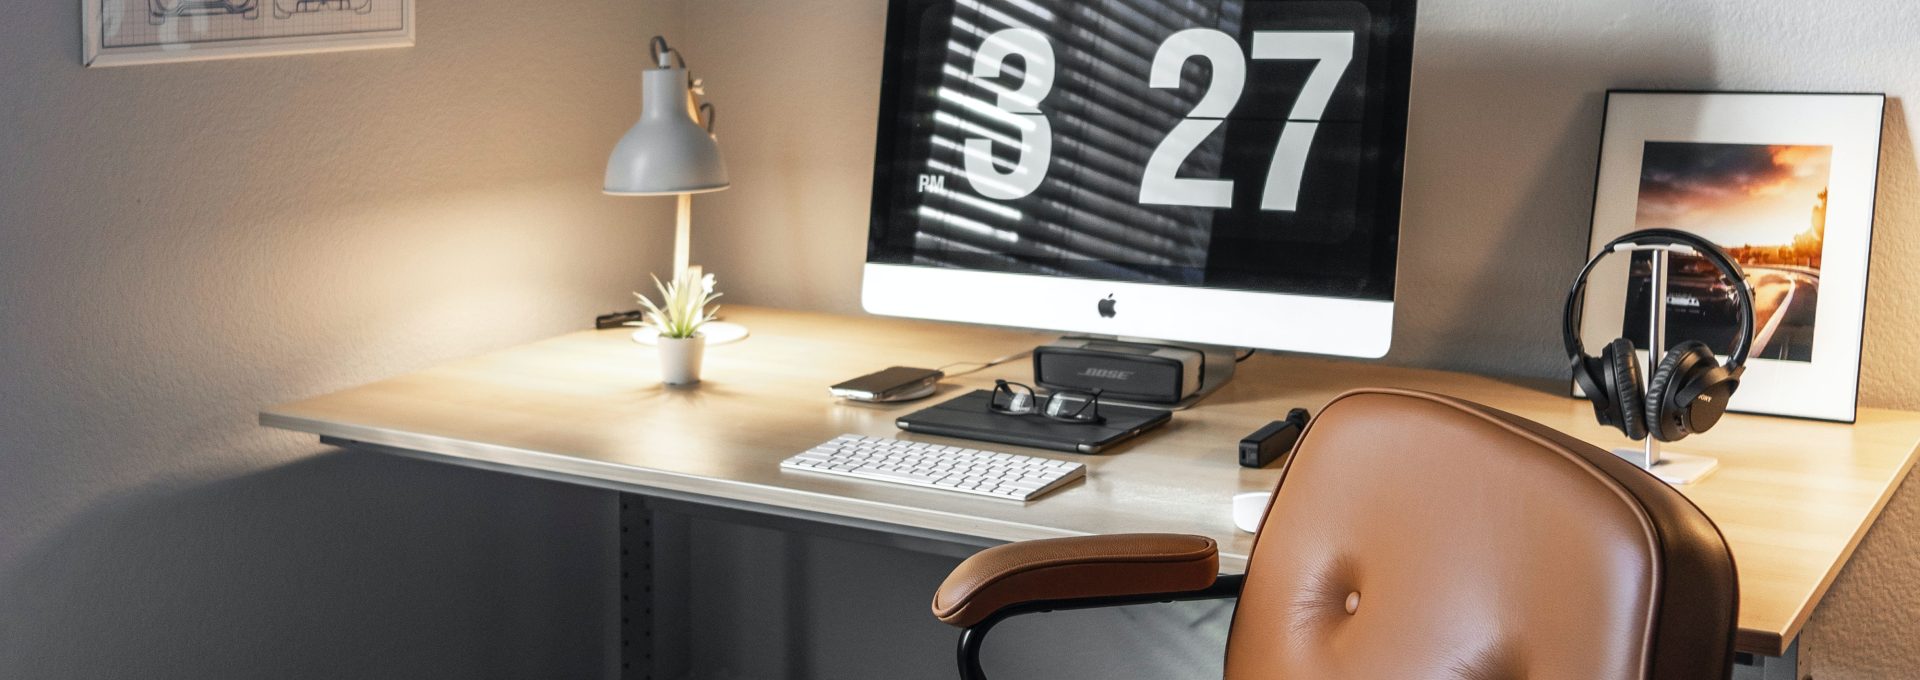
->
[1579,91,1885,423]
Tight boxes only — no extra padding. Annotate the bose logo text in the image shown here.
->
[1079,368,1135,380]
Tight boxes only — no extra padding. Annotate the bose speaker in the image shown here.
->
[1033,339,1205,405]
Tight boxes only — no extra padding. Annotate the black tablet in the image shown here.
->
[896,390,1172,454]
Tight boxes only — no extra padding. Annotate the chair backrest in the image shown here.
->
[1225,389,1737,680]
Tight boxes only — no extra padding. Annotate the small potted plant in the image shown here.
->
[636,270,722,386]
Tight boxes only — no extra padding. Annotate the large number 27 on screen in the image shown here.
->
[963,28,1353,212]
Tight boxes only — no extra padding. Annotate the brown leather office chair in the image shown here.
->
[932,388,1738,679]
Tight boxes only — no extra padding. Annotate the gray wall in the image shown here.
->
[679,0,1920,677]
[0,1,682,678]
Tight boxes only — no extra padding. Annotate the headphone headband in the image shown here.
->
[1562,228,1754,370]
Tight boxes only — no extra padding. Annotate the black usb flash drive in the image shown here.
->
[1239,408,1311,469]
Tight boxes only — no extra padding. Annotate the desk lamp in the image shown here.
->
[605,36,747,346]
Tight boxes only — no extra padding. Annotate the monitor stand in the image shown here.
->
[1057,335,1240,411]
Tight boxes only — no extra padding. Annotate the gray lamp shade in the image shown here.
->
[605,66,731,196]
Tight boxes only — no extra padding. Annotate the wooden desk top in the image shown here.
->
[261,306,1920,656]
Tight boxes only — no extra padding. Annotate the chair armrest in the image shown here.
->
[931,533,1219,628]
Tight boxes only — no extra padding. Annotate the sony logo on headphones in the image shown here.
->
[1079,368,1134,381]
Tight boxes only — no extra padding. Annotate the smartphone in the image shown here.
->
[830,366,944,403]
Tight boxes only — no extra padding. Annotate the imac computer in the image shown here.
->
[863,0,1417,359]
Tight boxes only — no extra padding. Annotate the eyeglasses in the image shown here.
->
[989,380,1106,425]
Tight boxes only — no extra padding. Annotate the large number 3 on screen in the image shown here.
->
[1141,29,1354,212]
[964,29,1057,201]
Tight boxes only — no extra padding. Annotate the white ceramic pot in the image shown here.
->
[658,334,706,386]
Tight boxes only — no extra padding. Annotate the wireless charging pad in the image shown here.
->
[840,382,939,403]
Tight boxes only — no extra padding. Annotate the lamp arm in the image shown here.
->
[647,34,711,125]
[649,36,687,70]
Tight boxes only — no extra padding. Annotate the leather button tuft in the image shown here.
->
[1344,592,1361,615]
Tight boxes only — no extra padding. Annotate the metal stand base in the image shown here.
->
[1613,447,1719,485]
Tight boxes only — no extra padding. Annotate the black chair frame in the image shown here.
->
[954,574,1248,680]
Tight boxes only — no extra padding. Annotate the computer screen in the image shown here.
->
[864,0,1417,357]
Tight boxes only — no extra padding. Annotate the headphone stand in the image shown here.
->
[1611,248,1719,485]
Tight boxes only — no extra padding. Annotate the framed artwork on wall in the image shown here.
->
[82,0,414,67]
[1580,90,1886,423]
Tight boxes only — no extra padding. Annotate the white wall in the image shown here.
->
[0,1,680,677]
[679,1,1920,677]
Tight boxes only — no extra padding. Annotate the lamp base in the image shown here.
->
[632,321,749,347]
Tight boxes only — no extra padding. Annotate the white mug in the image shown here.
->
[1232,492,1272,534]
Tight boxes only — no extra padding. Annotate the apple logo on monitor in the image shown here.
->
[1098,295,1117,319]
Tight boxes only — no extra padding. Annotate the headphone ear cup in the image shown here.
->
[1602,338,1647,441]
[1645,341,1718,442]
[1572,355,1613,424]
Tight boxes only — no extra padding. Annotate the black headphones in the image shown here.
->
[1564,229,1753,443]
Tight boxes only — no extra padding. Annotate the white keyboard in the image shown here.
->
[780,435,1087,502]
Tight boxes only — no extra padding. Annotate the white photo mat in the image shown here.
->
[1581,91,1885,423]
[83,0,414,67]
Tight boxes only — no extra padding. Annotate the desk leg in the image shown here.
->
[1732,640,1801,680]
[623,495,693,680]
[620,496,649,680]
[615,493,1001,680]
